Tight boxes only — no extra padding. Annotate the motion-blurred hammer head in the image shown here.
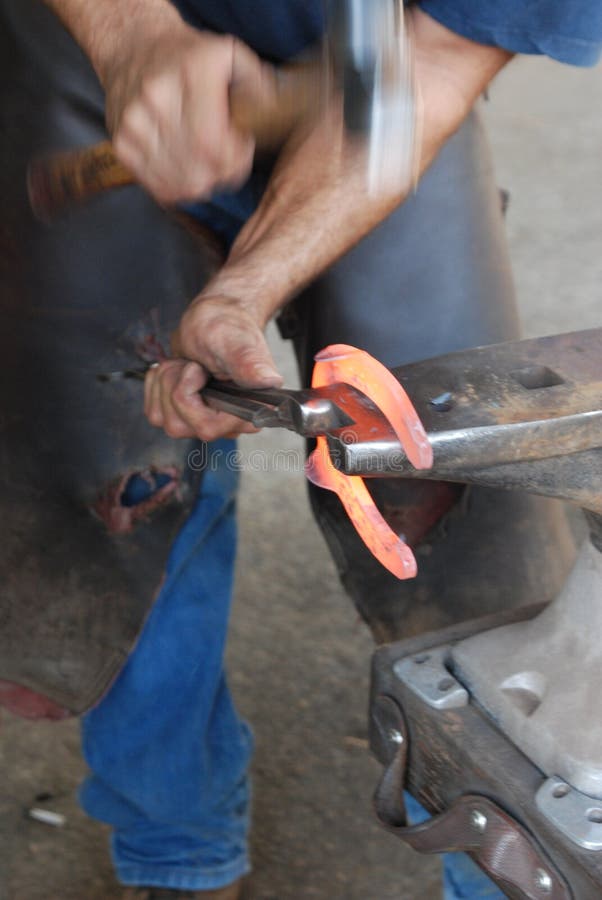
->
[329,0,418,193]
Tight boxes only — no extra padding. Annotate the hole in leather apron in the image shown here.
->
[93,467,180,534]
[120,471,175,506]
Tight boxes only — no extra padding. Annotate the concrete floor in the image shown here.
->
[0,57,600,900]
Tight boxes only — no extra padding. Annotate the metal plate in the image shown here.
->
[537,778,602,851]
[393,646,468,710]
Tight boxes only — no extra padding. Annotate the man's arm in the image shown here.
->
[146,7,512,440]
[206,7,512,318]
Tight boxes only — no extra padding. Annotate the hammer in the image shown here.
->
[28,62,323,220]
[28,0,417,220]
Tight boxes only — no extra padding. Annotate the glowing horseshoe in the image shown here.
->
[305,344,433,580]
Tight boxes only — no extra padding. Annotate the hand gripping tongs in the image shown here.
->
[203,344,434,580]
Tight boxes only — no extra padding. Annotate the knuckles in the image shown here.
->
[197,314,224,348]
[163,419,194,439]
[138,76,171,116]
[171,379,196,409]
[147,408,165,428]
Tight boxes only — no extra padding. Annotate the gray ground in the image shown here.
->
[0,58,600,900]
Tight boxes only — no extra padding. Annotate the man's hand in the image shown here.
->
[144,294,283,440]
[105,27,261,204]
[44,0,265,203]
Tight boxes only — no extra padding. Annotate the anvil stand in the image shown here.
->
[338,328,602,899]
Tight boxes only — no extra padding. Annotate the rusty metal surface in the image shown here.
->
[327,328,602,513]
[394,328,601,429]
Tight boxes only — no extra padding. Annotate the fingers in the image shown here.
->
[182,38,256,192]
[144,359,259,441]
[146,295,283,442]
[109,30,258,204]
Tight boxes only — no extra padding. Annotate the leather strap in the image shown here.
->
[371,694,573,900]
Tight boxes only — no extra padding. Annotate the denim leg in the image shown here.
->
[80,440,253,892]
[404,794,506,900]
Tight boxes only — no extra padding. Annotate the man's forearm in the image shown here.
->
[208,7,512,326]
[42,0,182,84]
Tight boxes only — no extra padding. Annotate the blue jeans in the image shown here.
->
[405,795,505,899]
[80,440,503,895]
[80,440,253,892]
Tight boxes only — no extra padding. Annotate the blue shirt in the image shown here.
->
[175,0,602,241]
[176,0,602,66]
[421,1,602,67]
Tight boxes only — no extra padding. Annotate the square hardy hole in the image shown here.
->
[511,365,565,390]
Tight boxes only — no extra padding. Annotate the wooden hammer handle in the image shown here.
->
[28,141,132,220]
[28,67,320,221]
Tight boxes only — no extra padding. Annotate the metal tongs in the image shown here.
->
[96,366,379,437]
[202,380,366,437]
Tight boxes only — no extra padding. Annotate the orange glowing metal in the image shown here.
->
[305,344,433,580]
